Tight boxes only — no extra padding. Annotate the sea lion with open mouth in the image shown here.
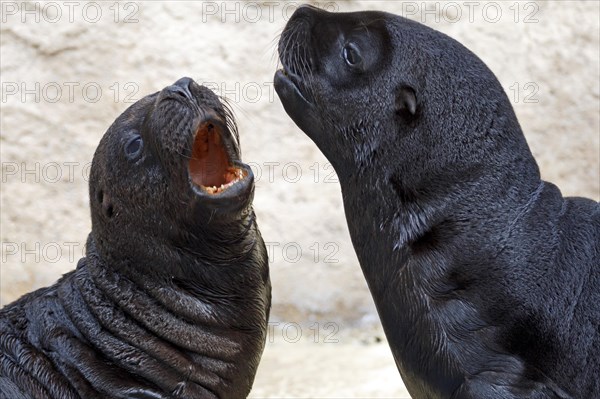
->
[0,77,271,399]
[275,6,599,399]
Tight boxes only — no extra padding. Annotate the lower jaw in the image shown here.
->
[201,167,246,194]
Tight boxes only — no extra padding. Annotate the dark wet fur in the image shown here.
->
[275,7,599,399]
[0,79,271,399]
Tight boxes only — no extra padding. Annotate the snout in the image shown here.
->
[166,76,195,100]
[158,77,222,108]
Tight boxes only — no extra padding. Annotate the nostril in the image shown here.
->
[168,77,195,99]
[174,87,188,98]
[168,85,191,100]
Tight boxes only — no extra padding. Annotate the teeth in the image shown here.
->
[201,168,246,195]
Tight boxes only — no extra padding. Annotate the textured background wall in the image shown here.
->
[1,1,598,397]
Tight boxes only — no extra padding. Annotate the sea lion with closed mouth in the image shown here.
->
[0,77,271,399]
[274,6,599,399]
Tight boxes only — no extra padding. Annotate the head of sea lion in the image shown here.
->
[90,77,257,276]
[275,6,598,399]
[0,78,270,399]
[274,6,537,189]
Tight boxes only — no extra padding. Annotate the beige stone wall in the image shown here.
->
[1,1,598,397]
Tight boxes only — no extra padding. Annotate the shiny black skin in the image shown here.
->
[275,6,599,399]
[0,78,271,399]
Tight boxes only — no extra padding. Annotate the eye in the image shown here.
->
[342,43,362,67]
[124,134,143,159]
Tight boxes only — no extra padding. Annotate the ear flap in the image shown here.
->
[396,86,417,117]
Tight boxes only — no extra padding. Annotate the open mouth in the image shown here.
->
[189,121,247,195]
